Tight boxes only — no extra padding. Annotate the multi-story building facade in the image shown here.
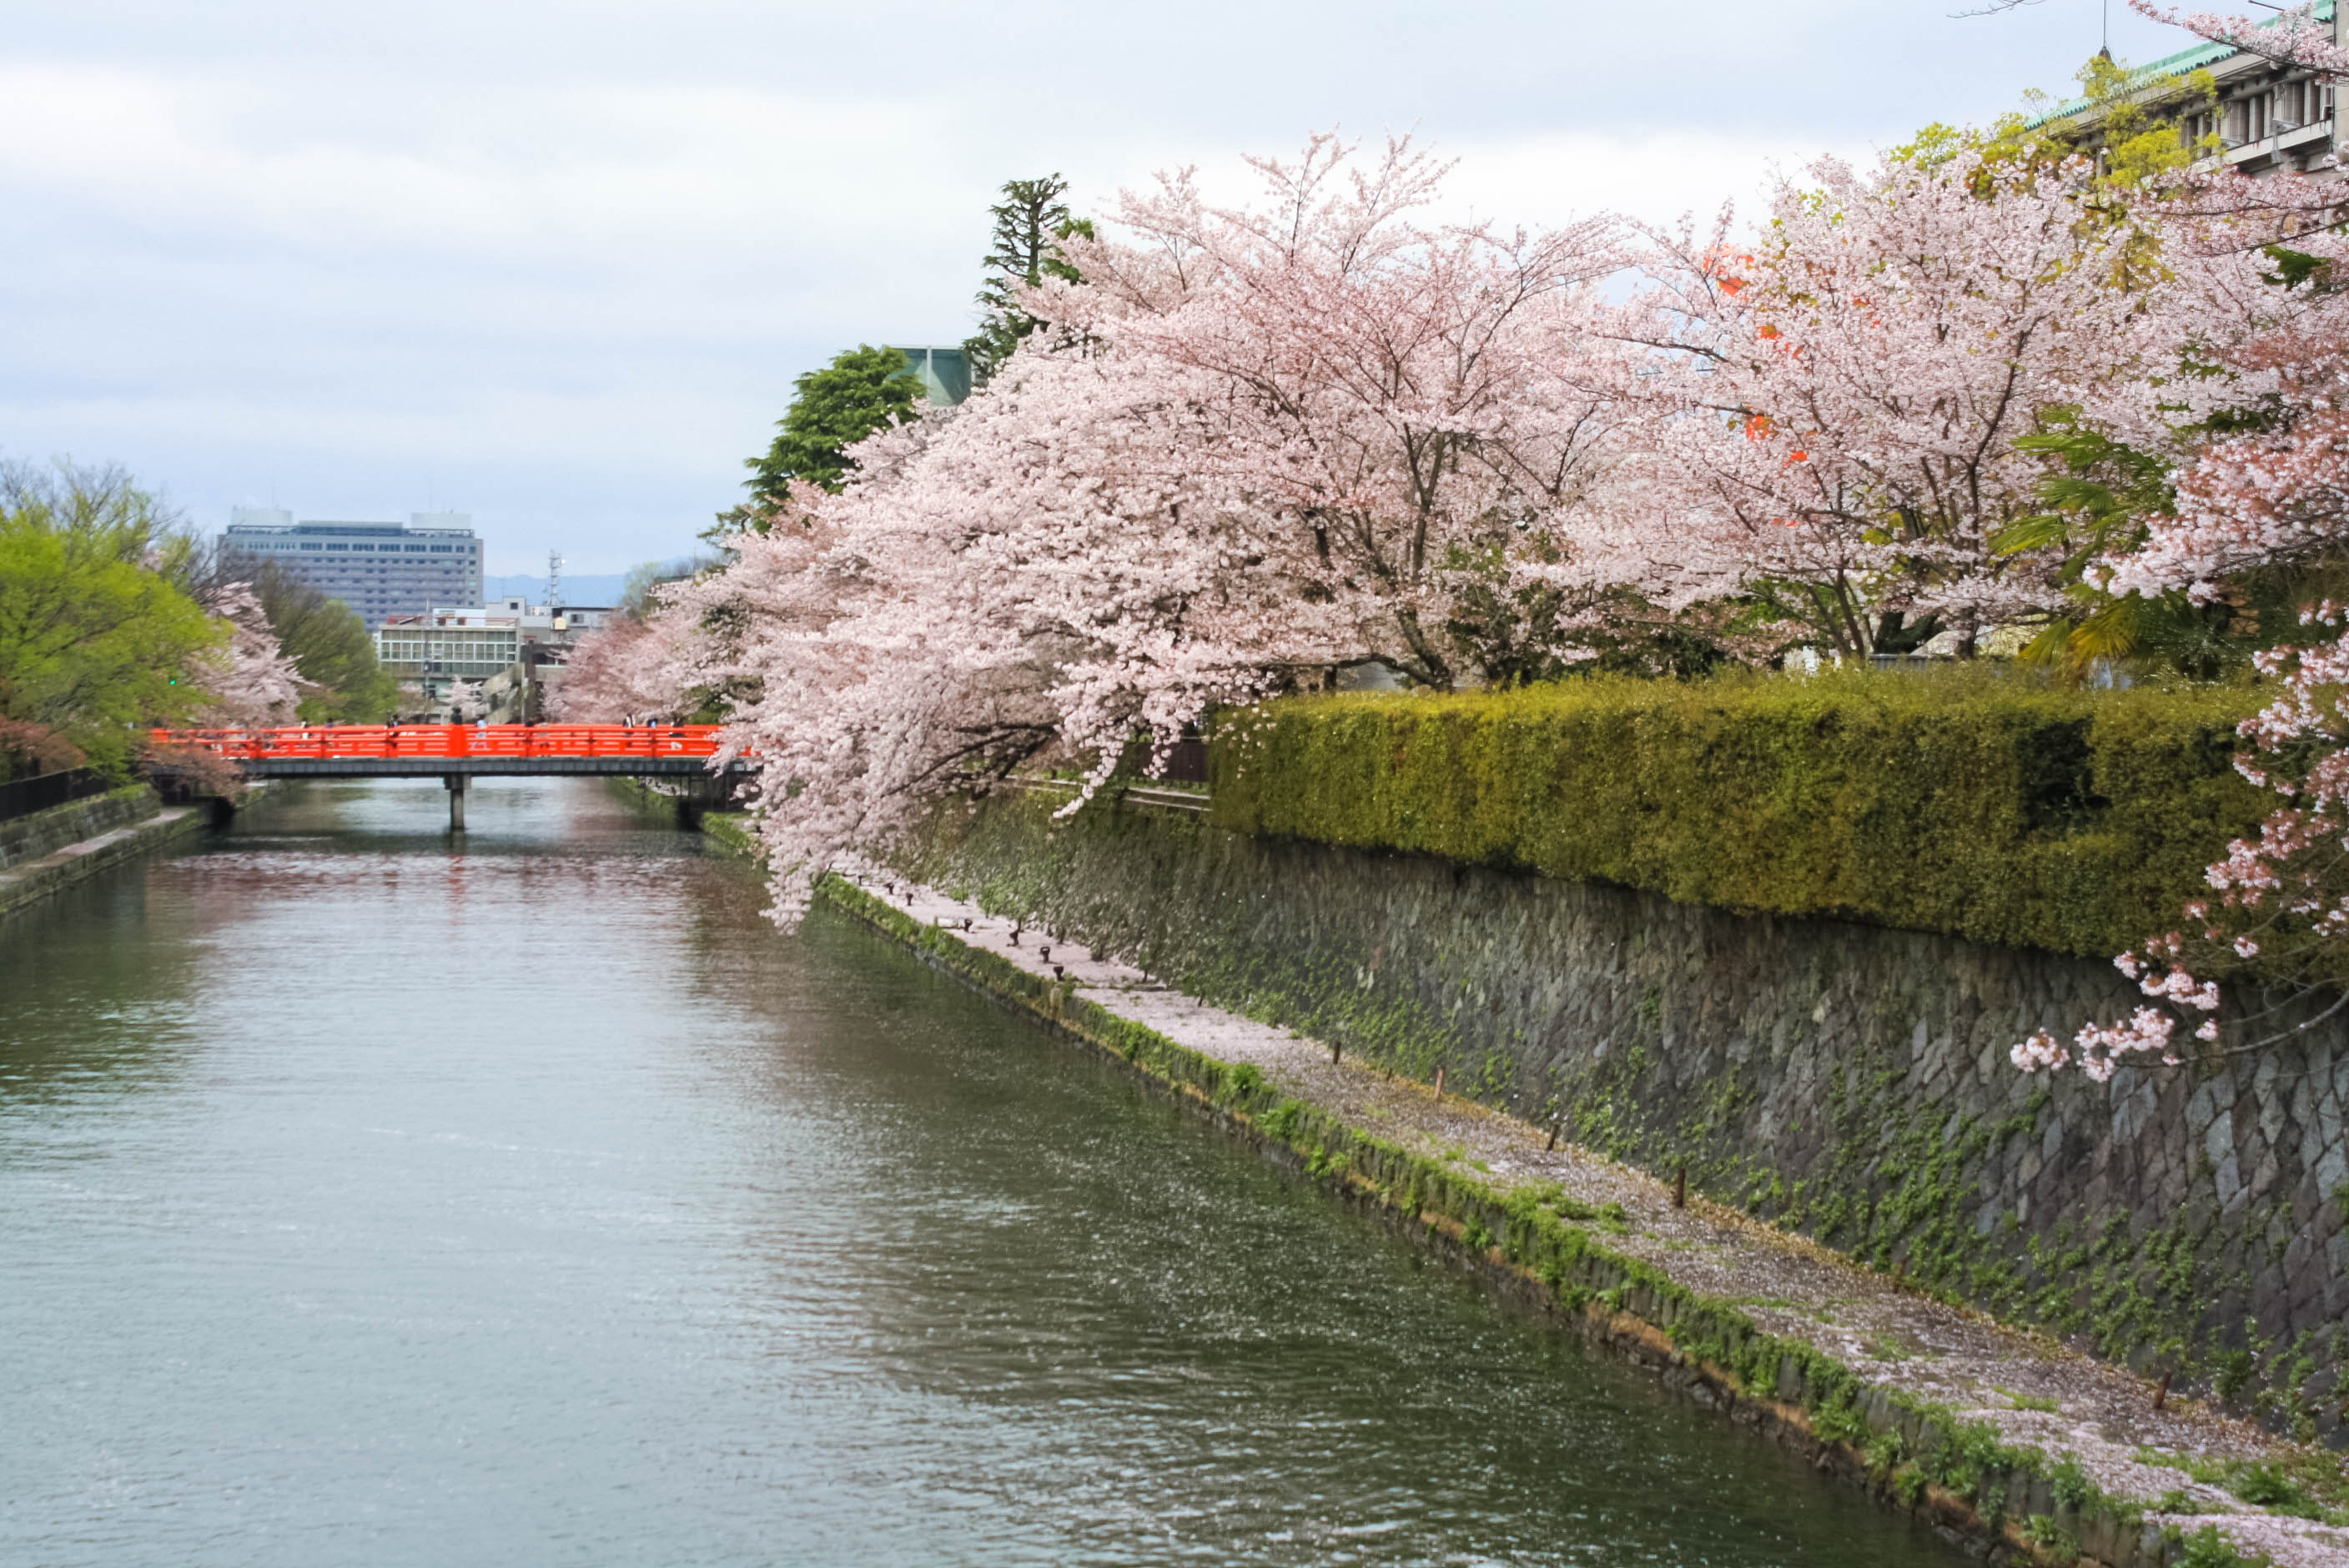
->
[374,599,616,716]
[2036,1,2338,178]
[224,509,485,628]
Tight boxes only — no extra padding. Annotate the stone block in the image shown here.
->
[2110,1078,2157,1145]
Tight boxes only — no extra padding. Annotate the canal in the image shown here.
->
[0,780,1968,1566]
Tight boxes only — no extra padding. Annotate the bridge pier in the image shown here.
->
[444,773,468,832]
[671,772,736,828]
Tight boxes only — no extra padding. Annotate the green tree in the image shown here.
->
[1900,53,2219,191]
[737,344,924,516]
[0,462,221,773]
[963,174,1094,386]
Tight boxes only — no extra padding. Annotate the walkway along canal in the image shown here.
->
[0,777,1971,1565]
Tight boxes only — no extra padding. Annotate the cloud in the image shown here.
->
[0,1,2194,570]
[1439,129,1885,233]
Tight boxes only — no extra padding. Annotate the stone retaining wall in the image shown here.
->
[0,787,155,872]
[901,790,2349,1439]
[0,789,214,919]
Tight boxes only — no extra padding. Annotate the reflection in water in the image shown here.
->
[0,779,1964,1566]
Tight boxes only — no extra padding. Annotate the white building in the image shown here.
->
[375,599,617,716]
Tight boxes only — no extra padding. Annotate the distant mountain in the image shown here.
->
[483,573,630,606]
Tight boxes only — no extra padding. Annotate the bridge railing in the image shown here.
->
[148,725,732,761]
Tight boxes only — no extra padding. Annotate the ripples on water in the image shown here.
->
[0,780,1965,1566]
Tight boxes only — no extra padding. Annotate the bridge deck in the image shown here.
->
[238,756,736,778]
[150,725,744,780]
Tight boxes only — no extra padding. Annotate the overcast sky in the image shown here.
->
[4,0,2205,574]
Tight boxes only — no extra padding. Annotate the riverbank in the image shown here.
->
[895,787,2347,1446]
[799,865,2343,1568]
[0,787,211,920]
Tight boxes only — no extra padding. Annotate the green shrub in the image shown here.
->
[2170,1522,2266,1567]
[1210,669,2264,959]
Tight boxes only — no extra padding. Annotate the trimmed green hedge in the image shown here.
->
[1208,671,2267,960]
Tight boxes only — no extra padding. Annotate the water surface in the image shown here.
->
[0,780,1965,1565]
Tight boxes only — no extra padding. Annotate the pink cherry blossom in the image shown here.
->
[444,678,487,722]
[642,137,1642,920]
[586,123,2349,1009]
[198,580,304,728]
[2125,0,2349,76]
[1596,151,2274,656]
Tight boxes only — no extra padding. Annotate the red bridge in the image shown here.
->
[153,724,732,773]
[149,725,746,828]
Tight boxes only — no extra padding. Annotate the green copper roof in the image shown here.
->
[2026,0,2332,127]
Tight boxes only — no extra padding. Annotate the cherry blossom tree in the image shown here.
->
[547,611,702,723]
[198,580,304,728]
[1981,0,2349,1077]
[2015,219,2349,1078]
[443,677,487,723]
[2128,0,2349,77]
[1050,134,1636,688]
[0,718,84,780]
[1600,149,2273,660]
[682,137,1643,919]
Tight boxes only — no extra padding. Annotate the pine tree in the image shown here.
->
[718,344,923,538]
[963,175,1091,387]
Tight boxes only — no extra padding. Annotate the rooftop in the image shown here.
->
[2028,0,2332,127]
[224,520,476,536]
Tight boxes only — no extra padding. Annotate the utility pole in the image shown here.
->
[546,549,563,609]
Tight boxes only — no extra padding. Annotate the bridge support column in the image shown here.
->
[445,773,468,832]
[672,773,733,829]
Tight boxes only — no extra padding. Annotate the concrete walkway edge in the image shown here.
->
[0,804,209,919]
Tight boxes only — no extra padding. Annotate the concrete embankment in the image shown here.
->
[0,787,212,919]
